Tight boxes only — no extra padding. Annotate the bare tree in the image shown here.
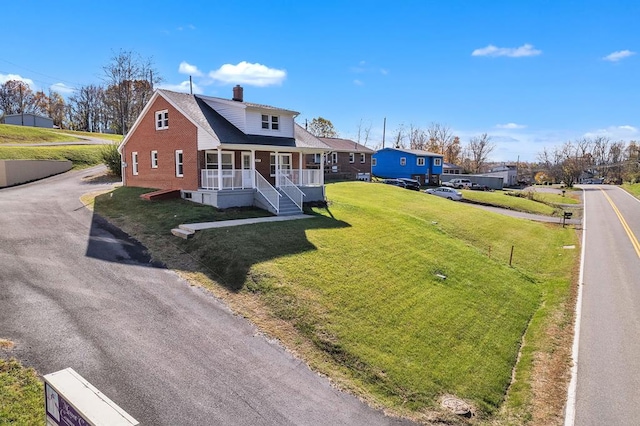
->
[466,133,495,173]
[408,124,428,150]
[392,123,406,148]
[355,119,372,146]
[0,80,34,116]
[68,85,104,132]
[102,49,160,135]
[425,122,454,154]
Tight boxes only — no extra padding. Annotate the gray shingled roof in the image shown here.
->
[319,137,374,153]
[159,89,315,147]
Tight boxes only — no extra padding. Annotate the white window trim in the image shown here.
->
[417,157,425,166]
[331,152,338,163]
[270,153,292,177]
[434,158,442,166]
[400,157,407,166]
[156,109,168,130]
[349,153,355,163]
[261,114,280,131]
[175,150,184,177]
[360,153,366,164]
[132,152,138,176]
[372,158,377,166]
[151,150,158,168]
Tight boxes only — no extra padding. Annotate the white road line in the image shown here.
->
[564,187,587,426]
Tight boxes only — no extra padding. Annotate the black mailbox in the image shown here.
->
[564,212,573,219]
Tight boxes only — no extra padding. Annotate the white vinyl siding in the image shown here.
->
[245,109,295,137]
[132,152,138,175]
[151,150,158,168]
[175,150,183,177]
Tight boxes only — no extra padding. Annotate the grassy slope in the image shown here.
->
[622,182,640,198]
[0,145,104,169]
[92,182,578,423]
[460,190,559,216]
[0,123,81,143]
[0,358,44,423]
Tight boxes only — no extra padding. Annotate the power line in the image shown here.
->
[0,58,86,88]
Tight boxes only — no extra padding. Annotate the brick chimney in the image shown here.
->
[232,85,243,102]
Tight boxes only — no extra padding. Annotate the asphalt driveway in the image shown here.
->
[0,166,412,425]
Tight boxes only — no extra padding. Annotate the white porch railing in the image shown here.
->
[201,170,253,190]
[277,174,304,211]
[289,169,323,186]
[255,170,280,213]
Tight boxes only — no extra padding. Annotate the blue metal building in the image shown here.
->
[372,148,443,185]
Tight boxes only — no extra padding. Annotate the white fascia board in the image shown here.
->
[117,91,161,154]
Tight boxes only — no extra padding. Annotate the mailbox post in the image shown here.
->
[563,211,573,227]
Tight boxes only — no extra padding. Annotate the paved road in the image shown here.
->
[0,166,412,425]
[568,185,640,425]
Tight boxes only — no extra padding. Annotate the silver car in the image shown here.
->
[425,187,463,201]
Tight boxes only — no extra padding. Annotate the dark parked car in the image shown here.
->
[469,183,492,191]
[397,178,421,191]
[383,178,406,188]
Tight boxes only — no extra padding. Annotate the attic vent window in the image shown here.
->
[156,110,169,130]
[261,114,279,131]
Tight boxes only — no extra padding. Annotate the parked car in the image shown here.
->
[398,178,421,191]
[382,178,421,191]
[383,178,406,188]
[442,178,472,189]
[425,187,463,201]
[469,183,491,191]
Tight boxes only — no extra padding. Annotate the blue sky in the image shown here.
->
[2,0,638,161]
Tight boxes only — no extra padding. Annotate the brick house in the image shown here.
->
[309,137,374,181]
[118,86,331,215]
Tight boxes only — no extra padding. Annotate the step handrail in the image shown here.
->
[255,171,281,213]
[278,174,304,211]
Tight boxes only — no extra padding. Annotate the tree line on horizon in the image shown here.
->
[0,50,160,135]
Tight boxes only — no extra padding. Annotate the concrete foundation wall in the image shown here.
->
[0,160,72,187]
[301,186,325,202]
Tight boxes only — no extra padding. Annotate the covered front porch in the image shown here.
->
[184,148,327,215]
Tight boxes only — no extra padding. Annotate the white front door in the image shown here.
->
[270,153,292,187]
[241,152,253,189]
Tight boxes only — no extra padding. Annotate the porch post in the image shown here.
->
[217,148,222,190]
[319,150,325,185]
[251,149,256,188]
[275,151,279,187]
[298,152,303,186]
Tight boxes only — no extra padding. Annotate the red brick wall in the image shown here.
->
[121,96,199,191]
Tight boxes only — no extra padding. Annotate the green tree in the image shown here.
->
[308,117,338,138]
[100,143,122,178]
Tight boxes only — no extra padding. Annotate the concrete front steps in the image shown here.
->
[276,190,302,216]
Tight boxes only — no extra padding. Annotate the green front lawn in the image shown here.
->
[622,182,640,199]
[92,181,578,422]
[461,189,560,215]
[0,358,44,423]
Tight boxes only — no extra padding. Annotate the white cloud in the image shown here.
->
[49,83,74,95]
[603,50,636,62]
[496,122,527,129]
[179,61,203,77]
[157,80,203,94]
[380,68,389,75]
[583,125,639,139]
[472,43,542,58]
[0,73,36,88]
[208,61,286,87]
[354,79,364,86]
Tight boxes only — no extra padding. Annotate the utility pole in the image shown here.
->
[382,117,386,148]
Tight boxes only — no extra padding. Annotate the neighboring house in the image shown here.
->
[372,148,443,185]
[483,164,518,187]
[0,113,53,128]
[118,86,331,216]
[442,162,463,175]
[311,137,374,181]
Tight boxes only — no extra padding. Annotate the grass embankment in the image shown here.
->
[0,124,116,170]
[621,182,640,199]
[461,188,579,216]
[0,357,44,423]
[92,182,578,424]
